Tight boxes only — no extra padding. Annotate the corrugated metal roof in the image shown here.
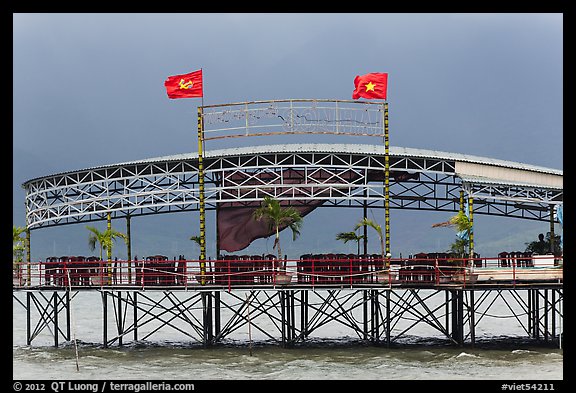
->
[104,143,562,174]
[22,143,563,186]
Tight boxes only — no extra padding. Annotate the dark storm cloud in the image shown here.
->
[13,13,562,259]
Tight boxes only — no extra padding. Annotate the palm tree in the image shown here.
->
[253,196,303,270]
[190,235,202,248]
[87,225,128,282]
[87,225,128,259]
[13,225,25,244]
[354,217,388,268]
[87,226,106,260]
[432,210,471,232]
[448,238,469,259]
[335,231,366,255]
[13,225,26,270]
[432,210,473,258]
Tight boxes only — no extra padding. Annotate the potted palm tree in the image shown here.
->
[253,196,303,285]
[87,225,128,285]
[336,230,366,283]
[432,210,475,283]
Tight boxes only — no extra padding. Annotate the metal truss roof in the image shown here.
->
[22,144,563,229]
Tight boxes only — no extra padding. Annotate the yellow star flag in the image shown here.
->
[352,73,388,100]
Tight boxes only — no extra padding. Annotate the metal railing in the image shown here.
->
[201,99,385,141]
[12,254,563,290]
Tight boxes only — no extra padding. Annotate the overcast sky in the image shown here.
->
[13,13,563,260]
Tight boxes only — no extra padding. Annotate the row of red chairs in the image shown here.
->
[135,255,188,286]
[44,256,101,286]
[213,254,277,285]
[43,255,188,287]
[297,254,385,284]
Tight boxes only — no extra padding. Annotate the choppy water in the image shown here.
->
[13,291,563,381]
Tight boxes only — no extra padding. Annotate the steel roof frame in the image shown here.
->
[23,146,562,230]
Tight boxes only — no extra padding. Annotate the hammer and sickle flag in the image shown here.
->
[164,69,203,99]
[352,72,388,100]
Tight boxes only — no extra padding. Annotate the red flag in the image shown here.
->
[352,72,388,100]
[164,69,203,99]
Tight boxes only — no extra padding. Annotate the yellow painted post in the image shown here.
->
[26,227,31,286]
[468,196,474,261]
[197,107,206,285]
[383,102,390,268]
[126,215,132,284]
[549,205,555,255]
[107,213,112,284]
[459,190,465,264]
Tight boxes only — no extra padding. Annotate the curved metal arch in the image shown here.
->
[22,144,563,230]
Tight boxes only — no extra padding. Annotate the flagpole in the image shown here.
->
[197,106,206,285]
[201,68,204,108]
[200,68,206,160]
[459,189,466,257]
[468,196,474,263]
[383,101,391,267]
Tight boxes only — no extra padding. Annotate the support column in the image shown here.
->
[290,291,296,343]
[551,290,556,342]
[216,204,221,260]
[107,213,112,285]
[26,292,31,345]
[300,290,308,340]
[450,290,464,346]
[26,228,31,286]
[214,291,221,341]
[371,290,380,344]
[280,291,286,347]
[117,291,123,346]
[126,215,132,284]
[469,290,475,347]
[363,191,368,256]
[286,291,292,343]
[197,107,207,285]
[363,290,368,340]
[53,292,59,347]
[65,291,71,342]
[201,292,211,346]
[468,196,474,260]
[450,290,457,343]
[102,291,108,348]
[528,289,536,338]
[458,291,464,346]
[133,292,138,341]
[558,290,563,349]
[549,205,555,255]
[383,102,391,263]
[385,289,390,347]
[544,289,549,341]
[206,292,213,345]
[445,290,450,338]
[534,289,540,339]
